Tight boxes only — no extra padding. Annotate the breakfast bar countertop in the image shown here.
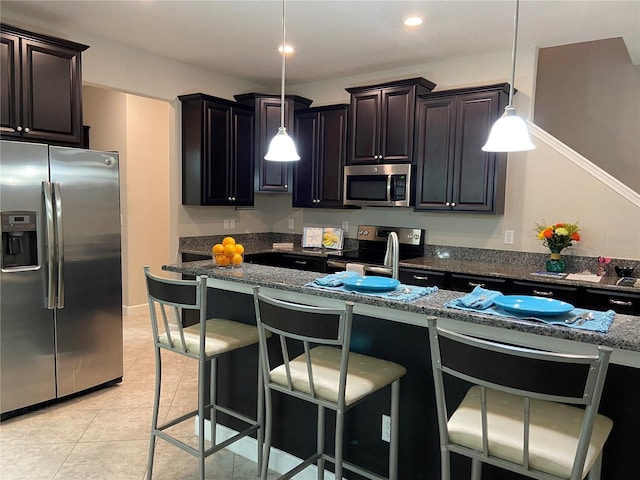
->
[163,260,640,366]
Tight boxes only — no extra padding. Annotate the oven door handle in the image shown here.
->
[327,259,348,269]
[363,265,393,276]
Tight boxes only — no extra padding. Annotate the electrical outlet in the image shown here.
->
[288,218,294,230]
[504,230,514,245]
[342,221,349,234]
[381,414,391,442]
[229,219,235,229]
[223,219,230,230]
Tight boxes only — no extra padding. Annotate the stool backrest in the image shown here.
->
[144,266,208,357]
[427,318,612,479]
[252,286,354,408]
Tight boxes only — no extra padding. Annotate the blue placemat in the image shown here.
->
[445,286,615,333]
[306,272,438,302]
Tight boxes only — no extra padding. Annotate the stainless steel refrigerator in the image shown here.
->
[1,140,123,416]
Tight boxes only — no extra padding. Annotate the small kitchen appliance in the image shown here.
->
[326,225,424,275]
[343,164,413,207]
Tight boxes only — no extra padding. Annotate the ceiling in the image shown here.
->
[2,0,638,88]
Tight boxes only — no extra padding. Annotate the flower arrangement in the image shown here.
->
[535,222,581,252]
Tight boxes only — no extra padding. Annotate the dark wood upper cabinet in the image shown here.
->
[293,104,349,208]
[1,24,88,146]
[414,83,509,213]
[345,77,435,165]
[179,93,254,206]
[234,93,312,193]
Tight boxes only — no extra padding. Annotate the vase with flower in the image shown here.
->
[535,222,581,273]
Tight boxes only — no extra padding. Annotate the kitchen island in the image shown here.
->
[163,260,639,479]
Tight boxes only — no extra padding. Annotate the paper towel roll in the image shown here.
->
[346,263,365,275]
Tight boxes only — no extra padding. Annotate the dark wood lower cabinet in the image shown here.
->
[511,280,580,305]
[206,289,638,480]
[449,273,508,293]
[399,267,446,288]
[584,288,640,316]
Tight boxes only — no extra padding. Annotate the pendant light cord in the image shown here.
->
[280,0,286,128]
[507,0,519,107]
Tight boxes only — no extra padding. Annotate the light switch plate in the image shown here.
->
[504,230,514,245]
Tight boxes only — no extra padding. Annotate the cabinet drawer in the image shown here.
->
[279,254,327,273]
[511,280,580,305]
[399,268,446,288]
[450,273,507,293]
[584,289,640,316]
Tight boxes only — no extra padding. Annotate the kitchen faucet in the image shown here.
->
[383,231,399,280]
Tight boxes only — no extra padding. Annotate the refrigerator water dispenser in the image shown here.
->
[1,212,39,269]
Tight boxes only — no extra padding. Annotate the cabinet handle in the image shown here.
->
[284,184,288,188]
[445,202,451,206]
[532,289,554,297]
[228,196,233,201]
[16,126,22,132]
[24,127,30,133]
[609,299,633,307]
[413,275,429,281]
[450,202,456,207]
[232,196,236,201]
[294,260,307,265]
[468,282,485,288]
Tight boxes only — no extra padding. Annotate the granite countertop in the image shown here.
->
[179,235,639,294]
[163,260,640,358]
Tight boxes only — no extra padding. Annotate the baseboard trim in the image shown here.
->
[529,122,640,207]
[197,418,336,480]
[123,303,148,316]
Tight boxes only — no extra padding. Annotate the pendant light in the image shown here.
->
[264,0,300,162]
[482,0,535,152]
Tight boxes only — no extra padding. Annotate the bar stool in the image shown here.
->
[252,286,407,480]
[426,317,613,480]
[144,266,264,480]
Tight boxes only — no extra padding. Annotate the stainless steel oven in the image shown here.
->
[326,225,425,275]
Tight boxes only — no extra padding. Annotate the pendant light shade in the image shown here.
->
[264,126,300,161]
[482,0,535,153]
[264,0,299,162]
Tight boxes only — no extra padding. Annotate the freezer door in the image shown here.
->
[0,141,56,414]
[49,147,123,397]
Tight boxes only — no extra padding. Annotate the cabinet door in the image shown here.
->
[584,289,640,316]
[349,90,380,164]
[20,38,83,145]
[399,268,446,288]
[292,111,318,207]
[511,280,580,305]
[230,107,254,206]
[0,33,20,137]
[414,97,456,210]
[317,108,348,207]
[451,91,505,212]
[205,103,233,204]
[450,273,508,293]
[380,85,415,163]
[257,97,292,192]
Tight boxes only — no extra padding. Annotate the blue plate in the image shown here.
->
[493,295,574,317]
[341,276,400,292]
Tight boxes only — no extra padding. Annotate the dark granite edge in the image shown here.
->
[162,261,640,354]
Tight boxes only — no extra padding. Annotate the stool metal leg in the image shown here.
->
[334,407,345,480]
[210,357,217,447]
[317,405,325,480]
[198,357,206,480]
[147,346,162,479]
[586,452,603,480]
[256,356,264,475]
[389,379,400,480]
[260,387,273,480]
[471,459,482,480]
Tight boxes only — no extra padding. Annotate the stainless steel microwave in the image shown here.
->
[343,164,413,207]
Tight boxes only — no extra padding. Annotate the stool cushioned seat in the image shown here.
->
[158,317,261,356]
[449,386,613,479]
[270,345,407,406]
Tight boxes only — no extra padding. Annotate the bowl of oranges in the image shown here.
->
[212,237,244,268]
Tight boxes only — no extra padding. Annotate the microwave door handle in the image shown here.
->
[53,182,65,309]
[43,181,56,309]
[387,175,392,202]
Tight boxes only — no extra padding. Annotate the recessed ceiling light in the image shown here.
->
[404,17,423,27]
[278,45,294,54]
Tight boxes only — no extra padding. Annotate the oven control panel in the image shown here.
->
[356,225,424,245]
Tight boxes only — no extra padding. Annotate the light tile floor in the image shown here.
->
[0,311,275,480]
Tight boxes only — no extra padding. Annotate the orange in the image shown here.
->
[212,243,224,254]
[231,253,243,266]
[223,244,236,256]
[222,236,236,246]
[234,244,244,255]
[215,255,230,267]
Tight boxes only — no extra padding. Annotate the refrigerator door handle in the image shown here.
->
[42,181,56,310]
[52,182,65,309]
